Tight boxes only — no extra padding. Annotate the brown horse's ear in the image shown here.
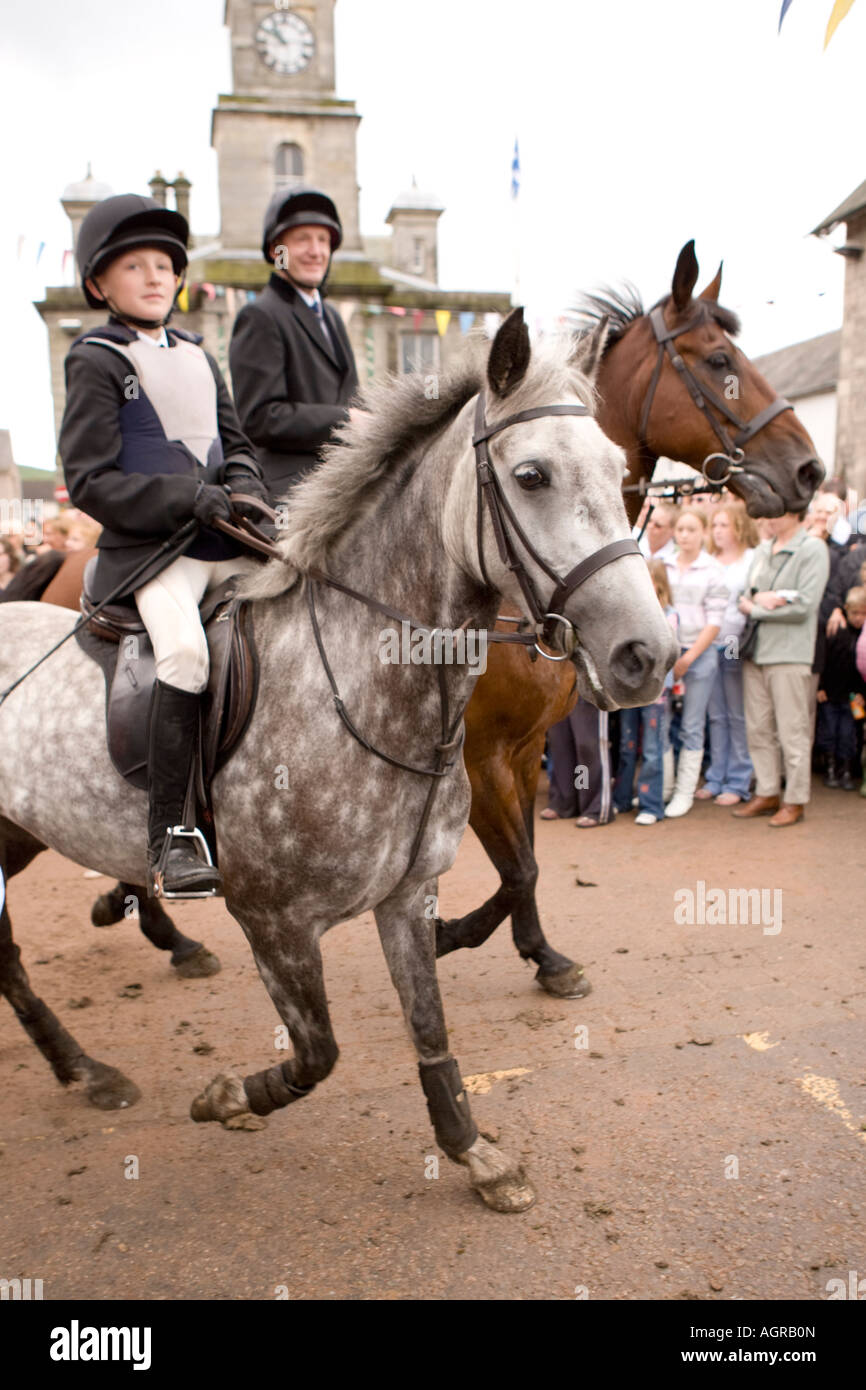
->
[671,240,700,313]
[699,262,723,303]
[569,315,609,385]
[487,306,531,398]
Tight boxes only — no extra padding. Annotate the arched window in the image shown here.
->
[274,143,304,191]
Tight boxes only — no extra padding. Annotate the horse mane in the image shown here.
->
[571,284,741,354]
[240,340,486,599]
[570,283,646,348]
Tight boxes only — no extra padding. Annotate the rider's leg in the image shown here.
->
[134,556,218,896]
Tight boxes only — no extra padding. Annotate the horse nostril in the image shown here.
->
[610,639,652,690]
[798,459,824,496]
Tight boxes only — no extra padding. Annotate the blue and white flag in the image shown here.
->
[511,138,520,200]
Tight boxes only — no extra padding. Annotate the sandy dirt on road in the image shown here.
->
[1,780,863,1300]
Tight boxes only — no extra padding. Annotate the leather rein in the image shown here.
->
[638,304,794,486]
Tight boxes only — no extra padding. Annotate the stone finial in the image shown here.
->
[173,172,191,223]
[149,171,168,206]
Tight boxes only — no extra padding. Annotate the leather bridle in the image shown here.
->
[472,390,640,661]
[638,304,794,486]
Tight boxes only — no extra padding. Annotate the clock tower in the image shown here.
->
[212,0,361,251]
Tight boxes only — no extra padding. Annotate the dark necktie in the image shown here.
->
[311,296,333,351]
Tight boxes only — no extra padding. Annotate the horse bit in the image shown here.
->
[638,304,794,487]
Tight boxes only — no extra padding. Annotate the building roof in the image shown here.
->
[753,330,840,400]
[62,165,113,205]
[812,178,866,235]
[386,178,444,220]
[17,466,60,503]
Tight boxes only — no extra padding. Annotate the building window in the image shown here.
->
[400,333,439,374]
[412,237,426,275]
[274,143,304,191]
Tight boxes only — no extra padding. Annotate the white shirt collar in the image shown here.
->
[136,328,169,348]
[295,286,321,310]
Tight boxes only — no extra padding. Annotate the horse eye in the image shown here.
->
[513,464,548,490]
[707,351,730,369]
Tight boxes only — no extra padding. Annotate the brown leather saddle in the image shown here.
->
[77,557,259,802]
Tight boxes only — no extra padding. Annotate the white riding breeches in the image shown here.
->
[134,553,255,694]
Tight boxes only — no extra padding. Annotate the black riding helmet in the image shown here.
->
[77,194,189,316]
[261,187,343,263]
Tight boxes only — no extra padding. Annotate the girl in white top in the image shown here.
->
[662,508,728,817]
[696,502,757,805]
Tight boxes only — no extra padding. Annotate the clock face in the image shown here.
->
[255,9,316,75]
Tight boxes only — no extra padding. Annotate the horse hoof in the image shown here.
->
[536,963,591,999]
[458,1135,536,1213]
[84,1063,142,1110]
[190,1072,248,1124]
[90,887,126,928]
[476,1172,537,1213]
[172,945,221,978]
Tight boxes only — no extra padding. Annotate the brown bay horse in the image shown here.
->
[436,240,822,995]
[35,243,822,999]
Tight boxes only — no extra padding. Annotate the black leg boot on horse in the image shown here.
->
[146,679,221,898]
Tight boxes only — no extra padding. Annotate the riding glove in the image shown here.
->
[192,482,234,527]
[224,468,270,520]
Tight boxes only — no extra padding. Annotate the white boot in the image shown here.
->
[662,747,675,802]
[664,748,704,818]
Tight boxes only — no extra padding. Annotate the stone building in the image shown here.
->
[753,330,840,474]
[35,0,510,462]
[812,179,866,496]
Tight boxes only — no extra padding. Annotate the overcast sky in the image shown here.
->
[1,0,864,470]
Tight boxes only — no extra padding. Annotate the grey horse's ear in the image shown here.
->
[487,306,531,398]
[569,315,609,385]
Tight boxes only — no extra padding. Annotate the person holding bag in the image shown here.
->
[733,510,830,827]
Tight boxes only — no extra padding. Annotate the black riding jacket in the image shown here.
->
[229,273,359,498]
[59,319,262,601]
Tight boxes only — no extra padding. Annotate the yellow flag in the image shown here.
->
[825,0,857,47]
[177,284,189,313]
[435,309,451,337]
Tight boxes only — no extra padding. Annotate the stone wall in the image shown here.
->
[213,102,361,251]
[836,208,866,498]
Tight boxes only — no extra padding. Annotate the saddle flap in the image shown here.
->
[202,596,258,787]
[76,578,258,801]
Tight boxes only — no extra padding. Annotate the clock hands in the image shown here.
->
[261,15,289,44]
[256,9,315,71]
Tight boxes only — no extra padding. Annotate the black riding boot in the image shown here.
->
[839,759,860,792]
[822,755,840,789]
[146,679,221,896]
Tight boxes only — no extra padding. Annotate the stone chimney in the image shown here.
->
[173,173,191,224]
[148,171,168,207]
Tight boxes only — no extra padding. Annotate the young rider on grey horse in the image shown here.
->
[58,194,268,898]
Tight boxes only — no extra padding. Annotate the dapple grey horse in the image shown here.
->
[0,310,676,1211]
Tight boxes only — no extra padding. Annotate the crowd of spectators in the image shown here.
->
[542,479,866,829]
[0,510,101,599]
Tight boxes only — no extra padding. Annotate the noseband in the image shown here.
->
[473,391,640,661]
[638,305,794,485]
